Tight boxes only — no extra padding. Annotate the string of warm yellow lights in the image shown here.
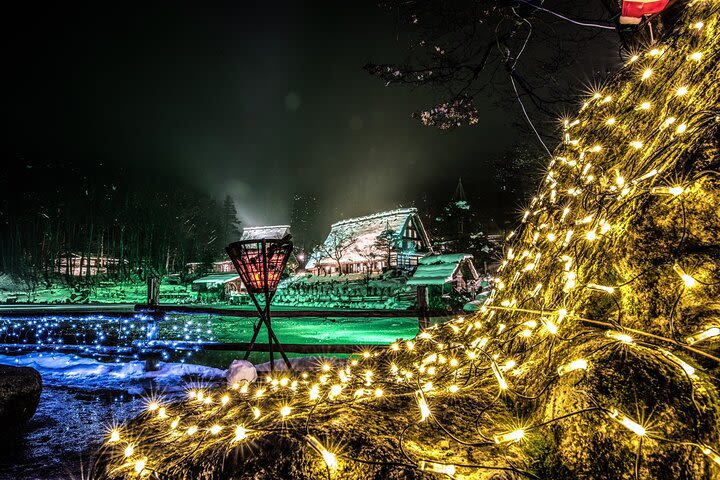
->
[97,2,719,478]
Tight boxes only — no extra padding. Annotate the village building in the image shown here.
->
[54,253,126,277]
[407,253,479,290]
[191,273,246,301]
[305,208,432,276]
[407,253,480,308]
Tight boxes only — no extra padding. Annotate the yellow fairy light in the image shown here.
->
[641,69,652,80]
[651,185,684,196]
[416,393,431,421]
[639,102,651,110]
[564,271,577,292]
[690,51,703,61]
[494,429,525,443]
[374,388,384,398]
[418,460,456,476]
[280,406,292,417]
[134,458,146,474]
[609,409,645,436]
[491,362,509,390]
[673,264,697,288]
[170,418,179,429]
[541,317,558,335]
[234,425,247,442]
[587,283,615,294]
[585,230,597,241]
[628,54,639,63]
[157,407,167,419]
[557,359,588,376]
[329,384,343,398]
[606,330,634,344]
[676,86,688,96]
[692,21,704,30]
[449,358,459,367]
[391,342,400,351]
[660,349,696,377]
[556,308,568,324]
[109,429,120,443]
[221,395,230,406]
[591,145,602,152]
[606,117,616,126]
[124,444,134,457]
[602,95,612,103]
[701,445,720,465]
[448,385,459,393]
[648,48,662,57]
[630,140,644,149]
[147,401,159,412]
[686,327,719,345]
[210,425,222,435]
[253,407,261,419]
[187,426,198,435]
[547,232,557,242]
[306,436,338,470]
[676,123,687,134]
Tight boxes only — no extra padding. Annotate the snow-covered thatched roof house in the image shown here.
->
[306,208,432,275]
[241,225,291,241]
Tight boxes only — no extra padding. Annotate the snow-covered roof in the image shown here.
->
[407,254,478,285]
[306,208,430,268]
[241,225,291,241]
[192,274,241,285]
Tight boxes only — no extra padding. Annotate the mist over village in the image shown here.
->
[1,1,719,479]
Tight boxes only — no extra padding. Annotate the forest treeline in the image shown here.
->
[0,156,240,285]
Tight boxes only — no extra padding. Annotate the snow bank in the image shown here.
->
[0,353,226,392]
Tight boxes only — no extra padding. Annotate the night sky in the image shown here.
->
[8,1,619,229]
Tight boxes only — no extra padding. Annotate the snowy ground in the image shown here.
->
[0,353,226,480]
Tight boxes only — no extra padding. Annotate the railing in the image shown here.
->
[135,302,461,357]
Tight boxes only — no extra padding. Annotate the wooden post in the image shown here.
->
[147,276,160,306]
[417,285,430,330]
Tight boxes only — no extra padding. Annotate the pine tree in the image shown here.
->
[222,195,241,248]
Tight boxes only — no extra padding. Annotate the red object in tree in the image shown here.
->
[620,0,670,24]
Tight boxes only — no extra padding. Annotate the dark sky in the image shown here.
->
[8,1,618,229]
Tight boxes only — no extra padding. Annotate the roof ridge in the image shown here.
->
[330,207,417,228]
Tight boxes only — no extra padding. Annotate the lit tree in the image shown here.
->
[97,3,719,479]
[315,229,357,276]
[373,224,400,268]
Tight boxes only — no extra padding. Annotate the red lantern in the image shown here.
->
[226,237,293,371]
[620,0,669,25]
[226,239,292,294]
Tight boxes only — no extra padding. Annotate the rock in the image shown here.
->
[0,365,42,428]
[226,359,257,386]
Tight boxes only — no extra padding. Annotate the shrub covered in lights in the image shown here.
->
[97,3,719,479]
